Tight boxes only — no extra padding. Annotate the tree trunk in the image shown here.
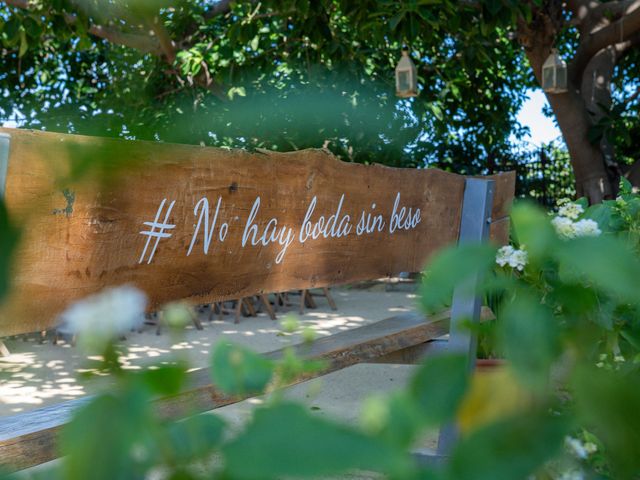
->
[522,46,614,203]
[518,6,617,204]
[544,90,614,203]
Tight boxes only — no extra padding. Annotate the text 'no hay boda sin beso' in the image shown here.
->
[139,192,421,265]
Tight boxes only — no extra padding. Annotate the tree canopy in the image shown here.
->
[1,1,639,201]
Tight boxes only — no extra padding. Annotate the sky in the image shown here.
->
[517,89,562,147]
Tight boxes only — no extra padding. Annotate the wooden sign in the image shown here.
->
[0,128,514,336]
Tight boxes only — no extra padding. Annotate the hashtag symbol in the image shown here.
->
[139,199,177,264]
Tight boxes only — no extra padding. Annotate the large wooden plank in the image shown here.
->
[0,308,492,472]
[0,128,515,335]
[481,171,515,222]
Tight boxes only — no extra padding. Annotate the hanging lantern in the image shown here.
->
[542,49,568,94]
[395,48,418,98]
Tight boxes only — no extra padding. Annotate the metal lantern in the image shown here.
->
[542,49,568,94]
[395,48,418,98]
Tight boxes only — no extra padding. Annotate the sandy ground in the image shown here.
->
[0,283,420,418]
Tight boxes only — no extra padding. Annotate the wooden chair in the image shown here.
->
[308,287,338,311]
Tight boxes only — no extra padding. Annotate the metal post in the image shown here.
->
[436,177,495,455]
[0,132,10,357]
[0,133,9,198]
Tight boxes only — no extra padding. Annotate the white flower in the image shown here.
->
[552,216,577,239]
[584,442,598,455]
[496,245,527,271]
[58,285,147,351]
[552,200,602,240]
[557,469,585,480]
[573,219,601,237]
[565,436,591,460]
[558,202,584,220]
[496,245,514,267]
[508,248,528,271]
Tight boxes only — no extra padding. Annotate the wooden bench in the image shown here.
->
[0,128,514,471]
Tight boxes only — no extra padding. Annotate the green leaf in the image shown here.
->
[619,176,633,195]
[555,236,640,305]
[510,202,557,260]
[76,35,93,51]
[227,86,247,100]
[23,17,43,39]
[420,243,496,314]
[429,103,444,121]
[223,402,412,479]
[574,197,589,210]
[362,392,426,448]
[584,201,621,233]
[499,290,559,389]
[446,411,568,480]
[142,364,186,396]
[620,327,640,351]
[4,17,20,42]
[18,29,28,57]
[547,283,598,319]
[166,414,225,462]
[389,12,406,31]
[410,354,469,425]
[574,367,640,478]
[210,342,274,396]
[60,387,156,479]
[250,35,259,51]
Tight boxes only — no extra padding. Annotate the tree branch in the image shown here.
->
[148,16,177,62]
[203,0,262,20]
[570,1,640,83]
[2,0,164,56]
[591,0,640,22]
[567,0,601,20]
[203,0,235,20]
[2,0,29,8]
[3,0,235,101]
[87,23,163,56]
[567,0,602,34]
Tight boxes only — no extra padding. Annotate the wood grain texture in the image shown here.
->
[489,216,511,246]
[371,307,495,365]
[0,308,468,471]
[0,128,514,336]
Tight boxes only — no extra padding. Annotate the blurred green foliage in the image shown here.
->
[419,182,640,478]
[1,0,534,172]
[210,341,274,396]
[1,0,594,205]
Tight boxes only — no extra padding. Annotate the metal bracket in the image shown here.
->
[0,133,9,198]
[0,132,10,357]
[436,177,495,455]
